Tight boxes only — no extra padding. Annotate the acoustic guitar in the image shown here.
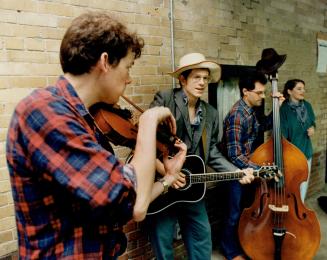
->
[147,154,278,215]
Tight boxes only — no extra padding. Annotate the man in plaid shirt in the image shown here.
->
[219,71,283,260]
[6,12,186,259]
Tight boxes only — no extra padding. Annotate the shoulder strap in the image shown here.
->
[201,103,207,161]
[202,127,207,161]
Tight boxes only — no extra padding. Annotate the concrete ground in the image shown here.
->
[307,185,327,260]
[212,184,327,260]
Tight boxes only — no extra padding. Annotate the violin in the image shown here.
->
[89,97,178,156]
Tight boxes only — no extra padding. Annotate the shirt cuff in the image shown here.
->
[123,164,137,188]
[248,161,261,170]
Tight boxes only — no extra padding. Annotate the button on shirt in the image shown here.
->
[6,76,137,259]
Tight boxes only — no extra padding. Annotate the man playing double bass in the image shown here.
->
[234,48,320,260]
[220,64,284,260]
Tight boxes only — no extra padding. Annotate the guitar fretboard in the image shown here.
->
[186,171,260,184]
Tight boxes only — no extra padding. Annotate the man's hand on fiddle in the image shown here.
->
[141,106,177,136]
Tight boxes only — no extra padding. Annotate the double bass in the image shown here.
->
[238,69,321,259]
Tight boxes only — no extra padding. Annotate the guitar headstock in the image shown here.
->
[258,165,280,180]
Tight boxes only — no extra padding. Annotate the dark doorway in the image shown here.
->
[206,65,266,251]
[208,64,265,144]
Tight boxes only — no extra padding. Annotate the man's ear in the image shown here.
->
[98,52,110,72]
[179,75,186,87]
[242,88,248,97]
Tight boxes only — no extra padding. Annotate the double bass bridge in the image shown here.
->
[268,204,289,212]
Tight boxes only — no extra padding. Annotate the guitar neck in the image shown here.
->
[187,170,259,184]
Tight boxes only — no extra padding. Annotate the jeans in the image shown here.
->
[220,181,244,260]
[147,200,212,260]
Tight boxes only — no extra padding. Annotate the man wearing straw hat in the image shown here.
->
[147,53,254,260]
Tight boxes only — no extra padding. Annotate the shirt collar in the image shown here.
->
[240,98,255,116]
[55,75,90,118]
[181,90,203,125]
[181,89,201,107]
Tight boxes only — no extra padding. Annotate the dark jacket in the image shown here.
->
[280,99,315,159]
[150,88,237,172]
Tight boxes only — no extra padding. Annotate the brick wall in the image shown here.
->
[0,0,326,258]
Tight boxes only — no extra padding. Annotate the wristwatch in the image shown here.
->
[158,178,169,194]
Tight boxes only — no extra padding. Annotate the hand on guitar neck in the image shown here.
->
[235,165,281,184]
[238,167,255,184]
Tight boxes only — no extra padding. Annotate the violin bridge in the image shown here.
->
[268,204,289,212]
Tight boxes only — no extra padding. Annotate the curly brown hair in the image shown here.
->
[60,12,144,75]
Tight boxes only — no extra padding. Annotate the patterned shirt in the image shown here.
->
[181,90,204,154]
[6,76,137,259]
[221,99,272,169]
[182,90,203,127]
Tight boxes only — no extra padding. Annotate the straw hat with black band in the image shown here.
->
[168,53,221,83]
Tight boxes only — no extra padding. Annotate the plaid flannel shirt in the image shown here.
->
[222,99,272,170]
[6,76,137,259]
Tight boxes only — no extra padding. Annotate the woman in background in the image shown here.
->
[280,79,316,202]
